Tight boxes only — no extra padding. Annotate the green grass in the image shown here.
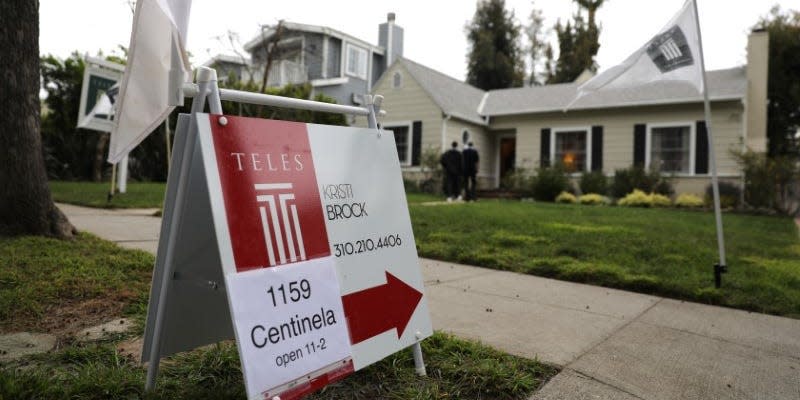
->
[411,200,800,318]
[1,332,555,400]
[405,192,443,204]
[50,181,166,209]
[0,233,555,399]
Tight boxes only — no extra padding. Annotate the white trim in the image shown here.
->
[645,121,696,176]
[550,126,592,174]
[84,56,126,72]
[477,92,489,115]
[383,121,414,166]
[484,95,743,117]
[344,43,368,80]
[494,132,517,188]
[244,21,385,55]
[367,49,373,92]
[310,77,349,87]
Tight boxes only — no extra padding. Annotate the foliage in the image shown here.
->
[675,193,705,208]
[579,170,608,195]
[219,80,346,126]
[579,193,609,205]
[411,200,800,317]
[705,182,742,209]
[532,166,571,201]
[501,167,534,195]
[754,7,800,157]
[555,191,577,204]
[618,189,655,207]
[611,166,673,198]
[418,146,443,194]
[466,0,525,90]
[546,0,606,83]
[733,149,800,215]
[651,193,672,208]
[525,3,547,85]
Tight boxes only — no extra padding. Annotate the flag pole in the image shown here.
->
[692,0,727,288]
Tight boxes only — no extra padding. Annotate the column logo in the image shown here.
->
[255,183,306,266]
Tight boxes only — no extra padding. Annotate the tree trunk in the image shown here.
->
[0,0,76,238]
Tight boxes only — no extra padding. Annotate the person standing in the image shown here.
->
[440,141,463,202]
[462,142,479,201]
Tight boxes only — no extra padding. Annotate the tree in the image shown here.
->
[754,6,800,157]
[548,0,606,83]
[0,0,75,238]
[466,0,525,90]
[525,3,547,85]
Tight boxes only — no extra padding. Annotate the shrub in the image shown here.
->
[651,193,672,207]
[555,191,577,204]
[675,193,704,208]
[705,182,741,209]
[732,149,800,215]
[501,168,534,196]
[618,189,653,207]
[579,171,608,195]
[611,167,673,198]
[532,166,570,202]
[579,193,609,205]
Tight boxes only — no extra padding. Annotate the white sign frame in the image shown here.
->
[77,57,124,133]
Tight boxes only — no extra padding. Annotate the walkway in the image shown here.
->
[59,203,800,400]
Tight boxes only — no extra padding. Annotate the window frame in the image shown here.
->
[392,71,403,88]
[344,43,368,80]
[646,121,696,176]
[383,121,414,166]
[550,126,592,174]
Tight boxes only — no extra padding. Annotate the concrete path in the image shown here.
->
[59,203,800,400]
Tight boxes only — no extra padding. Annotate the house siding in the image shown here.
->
[303,33,325,79]
[445,119,494,188]
[327,38,342,78]
[490,100,745,195]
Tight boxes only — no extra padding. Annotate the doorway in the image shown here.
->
[498,136,516,187]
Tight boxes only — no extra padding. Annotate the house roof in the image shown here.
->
[201,54,249,68]
[392,58,746,122]
[243,21,384,55]
[397,58,487,125]
[481,67,747,116]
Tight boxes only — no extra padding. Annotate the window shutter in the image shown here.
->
[591,126,603,172]
[633,124,646,167]
[695,120,709,174]
[540,128,551,168]
[411,121,423,166]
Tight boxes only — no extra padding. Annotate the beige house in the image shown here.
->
[363,30,769,195]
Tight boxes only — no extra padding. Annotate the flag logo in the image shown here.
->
[255,183,307,266]
[647,26,694,73]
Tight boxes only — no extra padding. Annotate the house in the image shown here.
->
[364,30,769,196]
[204,13,404,108]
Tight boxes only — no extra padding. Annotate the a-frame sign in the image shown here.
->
[142,69,432,400]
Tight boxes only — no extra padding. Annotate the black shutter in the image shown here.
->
[633,124,646,167]
[695,120,709,174]
[540,128,551,168]
[591,125,603,172]
[411,121,422,166]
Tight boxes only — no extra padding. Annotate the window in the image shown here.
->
[345,44,368,79]
[552,128,590,173]
[462,130,470,145]
[384,123,412,165]
[392,72,402,88]
[648,124,693,174]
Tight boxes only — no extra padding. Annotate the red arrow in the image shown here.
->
[341,271,423,345]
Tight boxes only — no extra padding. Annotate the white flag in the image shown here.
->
[568,0,703,108]
[108,0,192,163]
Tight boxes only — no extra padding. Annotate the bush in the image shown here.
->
[532,166,570,202]
[705,182,741,209]
[579,171,608,195]
[555,191,577,204]
[733,149,800,215]
[579,193,609,205]
[675,193,704,208]
[611,167,673,198]
[618,190,653,207]
[501,168,534,196]
[651,193,672,207]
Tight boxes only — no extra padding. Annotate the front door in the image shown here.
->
[499,137,516,186]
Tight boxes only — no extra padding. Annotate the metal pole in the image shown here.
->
[692,0,727,287]
[365,93,427,377]
[108,163,117,202]
[144,69,213,391]
[165,121,172,174]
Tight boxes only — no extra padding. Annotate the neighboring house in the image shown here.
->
[204,13,404,108]
[365,30,769,195]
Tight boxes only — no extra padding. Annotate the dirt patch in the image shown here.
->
[0,332,56,362]
[117,336,144,364]
[2,297,130,338]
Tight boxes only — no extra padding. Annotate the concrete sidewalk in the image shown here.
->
[59,203,800,400]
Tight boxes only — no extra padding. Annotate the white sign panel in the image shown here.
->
[77,58,124,133]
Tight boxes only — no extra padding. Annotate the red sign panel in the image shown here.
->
[209,115,330,272]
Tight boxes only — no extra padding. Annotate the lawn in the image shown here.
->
[410,201,800,318]
[50,181,166,209]
[0,234,556,399]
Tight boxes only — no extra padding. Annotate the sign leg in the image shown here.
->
[412,342,427,376]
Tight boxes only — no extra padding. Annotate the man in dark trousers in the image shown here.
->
[440,141,462,202]
[462,141,479,201]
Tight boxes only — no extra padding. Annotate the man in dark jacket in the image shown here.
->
[462,142,479,201]
[440,141,462,202]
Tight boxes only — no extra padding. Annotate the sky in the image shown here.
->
[40,0,792,82]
